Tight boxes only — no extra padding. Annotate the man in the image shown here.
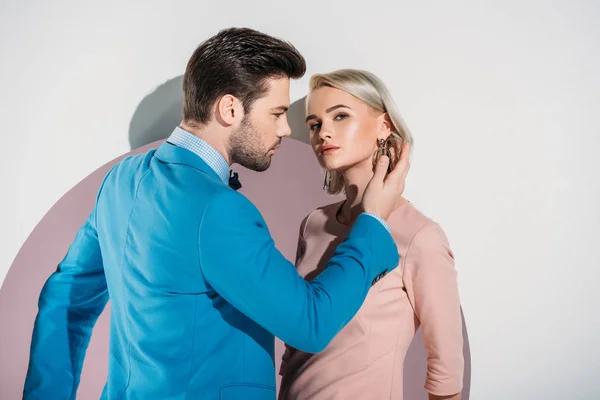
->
[24,28,410,399]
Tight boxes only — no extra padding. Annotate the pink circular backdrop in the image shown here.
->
[0,138,470,399]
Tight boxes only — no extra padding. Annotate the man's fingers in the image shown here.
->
[373,154,390,183]
[388,146,396,163]
[387,142,410,181]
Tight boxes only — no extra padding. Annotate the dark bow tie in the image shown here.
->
[229,170,242,191]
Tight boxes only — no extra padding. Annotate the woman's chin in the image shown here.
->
[321,158,347,172]
[326,158,373,175]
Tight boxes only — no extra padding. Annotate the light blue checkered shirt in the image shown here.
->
[166,126,390,233]
[167,126,230,184]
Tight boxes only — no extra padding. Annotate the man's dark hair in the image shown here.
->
[182,27,306,125]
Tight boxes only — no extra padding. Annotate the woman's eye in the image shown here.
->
[309,123,321,132]
[334,113,348,121]
[274,113,284,119]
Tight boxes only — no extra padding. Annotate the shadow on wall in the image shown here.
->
[287,96,310,144]
[128,76,312,150]
[129,75,185,150]
[0,78,470,400]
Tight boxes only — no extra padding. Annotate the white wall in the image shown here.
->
[1,0,599,398]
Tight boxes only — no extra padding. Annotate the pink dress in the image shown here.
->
[278,201,464,399]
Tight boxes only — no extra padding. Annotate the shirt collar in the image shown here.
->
[166,126,230,184]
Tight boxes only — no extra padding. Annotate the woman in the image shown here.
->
[278,70,464,400]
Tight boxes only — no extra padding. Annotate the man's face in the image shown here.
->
[228,77,292,171]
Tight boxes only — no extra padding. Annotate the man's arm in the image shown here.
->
[23,187,109,399]
[198,191,399,353]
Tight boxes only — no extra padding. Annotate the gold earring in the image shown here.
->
[372,138,393,172]
[378,139,392,158]
[323,170,332,191]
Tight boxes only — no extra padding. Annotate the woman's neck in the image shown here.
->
[337,160,375,225]
[337,159,406,226]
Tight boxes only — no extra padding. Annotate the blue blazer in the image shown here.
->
[23,142,399,399]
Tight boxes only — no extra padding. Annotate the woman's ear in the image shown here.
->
[377,112,393,140]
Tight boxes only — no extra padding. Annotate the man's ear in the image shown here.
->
[215,94,244,126]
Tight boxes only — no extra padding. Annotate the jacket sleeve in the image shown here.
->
[23,173,112,400]
[198,191,399,353]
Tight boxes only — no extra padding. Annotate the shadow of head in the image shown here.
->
[287,96,310,145]
[128,79,310,150]
[129,75,184,150]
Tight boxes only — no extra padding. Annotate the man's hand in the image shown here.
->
[363,142,410,220]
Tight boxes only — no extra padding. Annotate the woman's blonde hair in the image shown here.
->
[309,69,413,195]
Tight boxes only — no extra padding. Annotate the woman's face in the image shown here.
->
[306,86,388,173]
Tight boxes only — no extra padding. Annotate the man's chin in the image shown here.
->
[241,157,271,172]
[255,160,272,172]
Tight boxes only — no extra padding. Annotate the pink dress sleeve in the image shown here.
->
[402,222,464,396]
